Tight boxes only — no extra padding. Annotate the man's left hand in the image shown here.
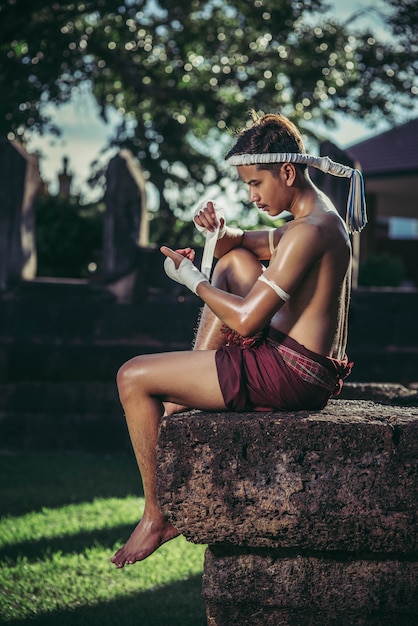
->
[160,246,194,268]
[161,246,208,295]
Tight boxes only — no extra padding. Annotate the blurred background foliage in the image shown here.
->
[35,195,104,277]
[358,253,405,288]
[1,0,417,270]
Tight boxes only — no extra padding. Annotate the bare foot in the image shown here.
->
[110,515,180,568]
[163,401,189,417]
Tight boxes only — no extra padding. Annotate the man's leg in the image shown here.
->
[164,248,264,415]
[111,349,226,568]
[194,247,264,350]
[111,248,263,567]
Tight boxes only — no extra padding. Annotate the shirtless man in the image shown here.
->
[110,112,363,569]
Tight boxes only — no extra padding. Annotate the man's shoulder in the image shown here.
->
[276,211,348,258]
[281,215,323,239]
[289,210,346,236]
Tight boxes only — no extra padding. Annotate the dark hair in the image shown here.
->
[225,111,307,174]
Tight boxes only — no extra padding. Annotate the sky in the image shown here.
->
[25,0,393,202]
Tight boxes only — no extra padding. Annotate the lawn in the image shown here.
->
[0,451,206,625]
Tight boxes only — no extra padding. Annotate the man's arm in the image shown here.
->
[194,200,284,261]
[198,225,323,334]
[216,228,279,261]
[162,223,322,336]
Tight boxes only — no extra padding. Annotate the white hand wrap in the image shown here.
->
[164,256,208,295]
[193,199,226,280]
[194,199,243,279]
[193,199,227,238]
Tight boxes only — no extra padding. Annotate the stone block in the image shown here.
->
[157,399,418,624]
[157,400,418,554]
[203,548,418,625]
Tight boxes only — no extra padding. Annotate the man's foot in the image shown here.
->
[110,515,180,568]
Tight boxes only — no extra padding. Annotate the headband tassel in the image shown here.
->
[347,169,367,234]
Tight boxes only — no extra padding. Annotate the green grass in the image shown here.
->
[0,451,206,625]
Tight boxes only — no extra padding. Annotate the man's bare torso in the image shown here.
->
[269,209,352,359]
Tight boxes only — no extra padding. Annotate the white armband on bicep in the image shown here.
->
[258,274,290,302]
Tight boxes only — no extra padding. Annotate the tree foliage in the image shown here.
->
[384,0,418,106]
[35,195,103,277]
[1,0,416,242]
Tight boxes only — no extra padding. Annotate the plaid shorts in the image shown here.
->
[215,326,352,412]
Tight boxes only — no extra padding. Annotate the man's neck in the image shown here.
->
[289,184,317,220]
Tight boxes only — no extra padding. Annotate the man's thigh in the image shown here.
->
[126,349,227,411]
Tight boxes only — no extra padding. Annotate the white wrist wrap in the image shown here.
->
[193,200,226,280]
[193,199,227,238]
[193,199,243,280]
[164,256,208,295]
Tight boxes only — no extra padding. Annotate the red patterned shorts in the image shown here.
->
[215,327,352,412]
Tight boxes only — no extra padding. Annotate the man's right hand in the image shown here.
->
[193,200,226,236]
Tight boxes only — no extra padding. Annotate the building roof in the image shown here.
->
[347,117,418,177]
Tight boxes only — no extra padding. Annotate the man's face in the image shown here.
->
[237,164,290,217]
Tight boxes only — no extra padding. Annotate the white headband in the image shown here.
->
[226,152,367,233]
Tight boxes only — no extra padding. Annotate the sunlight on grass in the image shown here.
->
[0,496,206,623]
[0,497,142,546]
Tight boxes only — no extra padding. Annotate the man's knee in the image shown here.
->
[117,356,148,402]
[213,248,262,294]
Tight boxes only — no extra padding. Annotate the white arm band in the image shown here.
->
[164,256,208,295]
[258,274,290,302]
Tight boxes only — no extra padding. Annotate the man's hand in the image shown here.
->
[161,246,195,268]
[194,200,226,235]
[161,246,208,295]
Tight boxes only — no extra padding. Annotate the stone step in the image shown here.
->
[0,381,129,450]
[1,281,418,383]
[0,339,190,382]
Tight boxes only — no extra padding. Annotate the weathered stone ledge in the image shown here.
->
[157,399,418,625]
[203,551,418,626]
[157,400,418,555]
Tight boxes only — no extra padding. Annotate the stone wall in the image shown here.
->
[157,400,418,625]
[1,275,418,451]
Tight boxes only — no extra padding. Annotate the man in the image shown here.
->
[110,112,365,569]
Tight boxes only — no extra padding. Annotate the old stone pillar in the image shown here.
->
[0,140,40,288]
[157,400,418,625]
[102,149,148,300]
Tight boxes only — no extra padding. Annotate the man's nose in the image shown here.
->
[249,188,259,203]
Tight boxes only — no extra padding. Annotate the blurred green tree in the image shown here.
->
[1,0,416,246]
[35,195,103,277]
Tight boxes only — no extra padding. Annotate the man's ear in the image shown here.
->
[282,162,297,186]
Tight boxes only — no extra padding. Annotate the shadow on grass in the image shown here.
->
[0,451,142,516]
[1,451,207,626]
[0,523,136,564]
[6,574,207,626]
